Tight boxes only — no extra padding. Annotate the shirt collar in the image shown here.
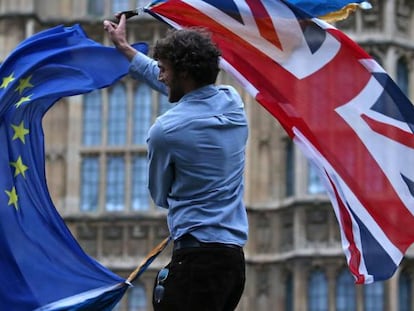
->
[177,84,218,104]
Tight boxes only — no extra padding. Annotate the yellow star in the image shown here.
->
[11,121,30,143]
[0,73,15,89]
[15,75,33,94]
[15,94,32,108]
[5,186,19,210]
[10,156,29,178]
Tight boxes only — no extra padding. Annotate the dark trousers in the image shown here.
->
[152,245,245,311]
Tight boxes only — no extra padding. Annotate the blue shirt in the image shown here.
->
[130,52,249,246]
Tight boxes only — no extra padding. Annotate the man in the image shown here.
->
[104,14,248,311]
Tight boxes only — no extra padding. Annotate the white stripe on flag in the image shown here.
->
[293,127,402,282]
[34,282,127,311]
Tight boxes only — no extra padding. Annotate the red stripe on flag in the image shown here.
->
[245,0,283,49]
[328,175,365,284]
[362,114,414,149]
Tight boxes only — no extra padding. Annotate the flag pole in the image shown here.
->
[126,236,171,284]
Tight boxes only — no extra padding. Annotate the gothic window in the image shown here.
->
[80,79,158,213]
[80,156,99,212]
[336,268,356,311]
[399,270,411,311]
[285,272,294,311]
[308,270,328,311]
[108,83,127,145]
[285,139,294,197]
[307,160,325,194]
[364,282,384,311]
[83,90,102,146]
[105,156,125,211]
[133,84,152,145]
[397,57,409,97]
[132,155,149,211]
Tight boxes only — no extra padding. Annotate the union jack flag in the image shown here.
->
[145,0,414,284]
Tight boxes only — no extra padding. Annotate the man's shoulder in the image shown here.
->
[152,106,183,133]
[216,84,244,109]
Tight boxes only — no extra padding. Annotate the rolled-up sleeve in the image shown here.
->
[129,52,168,95]
[147,120,174,209]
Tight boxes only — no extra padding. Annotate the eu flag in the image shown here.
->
[0,25,148,310]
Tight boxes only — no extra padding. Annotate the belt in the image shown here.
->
[173,234,241,251]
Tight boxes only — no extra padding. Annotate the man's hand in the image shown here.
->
[103,14,137,61]
[103,14,127,47]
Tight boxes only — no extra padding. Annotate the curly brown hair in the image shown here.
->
[153,28,221,86]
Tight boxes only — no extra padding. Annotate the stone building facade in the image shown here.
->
[1,0,414,310]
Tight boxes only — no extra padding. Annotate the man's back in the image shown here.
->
[147,84,249,244]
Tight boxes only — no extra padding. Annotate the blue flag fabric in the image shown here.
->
[0,24,147,310]
[285,0,366,16]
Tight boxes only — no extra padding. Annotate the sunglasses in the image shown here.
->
[154,268,169,304]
